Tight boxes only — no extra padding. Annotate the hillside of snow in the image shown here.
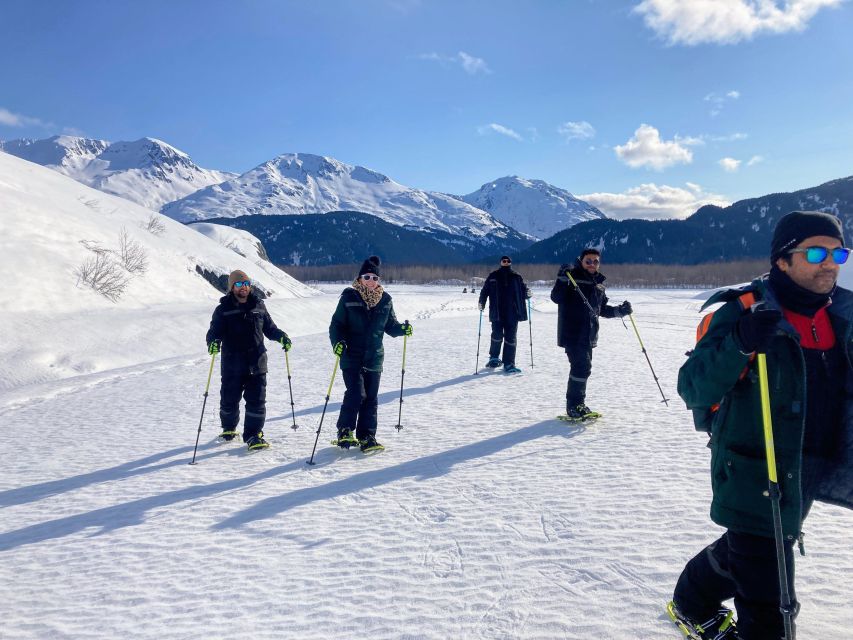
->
[461,176,607,240]
[0,152,318,390]
[161,153,531,245]
[1,135,235,210]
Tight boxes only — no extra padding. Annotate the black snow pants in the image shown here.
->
[489,317,519,367]
[220,372,267,442]
[673,530,797,640]
[565,342,593,409]
[336,367,381,441]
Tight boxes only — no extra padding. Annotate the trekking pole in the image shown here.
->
[284,349,299,430]
[565,271,598,316]
[394,325,408,431]
[475,308,483,374]
[189,350,217,465]
[306,354,340,466]
[527,297,534,368]
[757,353,797,640]
[627,313,669,406]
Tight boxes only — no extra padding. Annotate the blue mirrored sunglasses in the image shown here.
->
[789,246,851,265]
[233,280,251,288]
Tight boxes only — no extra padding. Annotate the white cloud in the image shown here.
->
[707,132,748,142]
[704,90,741,116]
[477,123,523,141]
[578,182,731,221]
[614,124,693,170]
[0,107,48,128]
[457,51,491,75]
[558,120,596,141]
[634,0,843,46]
[418,51,491,75]
[719,157,742,172]
[747,154,765,165]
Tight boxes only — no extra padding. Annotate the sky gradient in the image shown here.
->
[1,0,851,220]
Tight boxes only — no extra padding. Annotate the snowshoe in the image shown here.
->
[218,429,238,442]
[485,357,503,368]
[666,600,738,639]
[359,436,385,453]
[245,432,270,451]
[503,365,522,374]
[557,404,602,422]
[332,429,359,449]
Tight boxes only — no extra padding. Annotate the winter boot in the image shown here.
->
[359,435,385,453]
[246,432,270,451]
[666,601,738,639]
[485,357,503,368]
[219,428,238,442]
[336,429,359,449]
[567,403,595,419]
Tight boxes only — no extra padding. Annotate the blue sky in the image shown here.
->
[1,0,851,219]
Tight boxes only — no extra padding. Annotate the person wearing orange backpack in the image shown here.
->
[669,211,853,639]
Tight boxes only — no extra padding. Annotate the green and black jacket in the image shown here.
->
[329,287,406,371]
[678,275,853,541]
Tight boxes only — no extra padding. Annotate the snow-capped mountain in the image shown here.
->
[161,153,532,251]
[460,176,607,240]
[0,135,235,210]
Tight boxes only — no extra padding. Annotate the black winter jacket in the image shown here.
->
[329,287,406,371]
[478,267,530,323]
[205,292,288,376]
[550,260,620,348]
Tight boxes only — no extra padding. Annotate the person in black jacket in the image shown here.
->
[478,256,531,373]
[206,269,291,450]
[550,248,631,418]
[329,256,412,452]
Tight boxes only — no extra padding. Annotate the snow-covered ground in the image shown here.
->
[2,285,851,639]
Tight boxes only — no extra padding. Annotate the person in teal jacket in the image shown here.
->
[670,211,853,640]
[329,256,411,452]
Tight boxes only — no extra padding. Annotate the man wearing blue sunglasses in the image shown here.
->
[670,211,853,639]
[205,269,291,451]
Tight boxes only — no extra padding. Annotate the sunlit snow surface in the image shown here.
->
[2,286,851,639]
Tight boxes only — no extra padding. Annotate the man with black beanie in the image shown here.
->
[478,256,531,373]
[669,211,853,639]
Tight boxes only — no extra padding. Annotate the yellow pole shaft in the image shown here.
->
[629,313,645,350]
[401,334,408,370]
[327,355,340,396]
[285,349,292,377]
[757,353,779,483]
[204,351,216,393]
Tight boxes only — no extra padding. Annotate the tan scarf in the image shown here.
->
[352,279,384,309]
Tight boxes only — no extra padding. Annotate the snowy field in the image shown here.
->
[1,285,851,639]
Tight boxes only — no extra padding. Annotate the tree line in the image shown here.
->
[282,260,768,289]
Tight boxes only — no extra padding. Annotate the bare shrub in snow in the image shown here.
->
[118,227,148,275]
[74,253,129,302]
[143,213,166,236]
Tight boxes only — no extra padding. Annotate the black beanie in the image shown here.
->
[358,255,381,278]
[770,211,844,262]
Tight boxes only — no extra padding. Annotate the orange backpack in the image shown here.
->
[691,291,757,433]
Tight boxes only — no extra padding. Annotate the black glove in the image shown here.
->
[618,301,632,317]
[734,304,783,353]
[557,264,572,284]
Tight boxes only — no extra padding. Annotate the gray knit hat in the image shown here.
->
[228,269,250,289]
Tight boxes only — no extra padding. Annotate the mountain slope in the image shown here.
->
[161,153,532,254]
[517,175,853,264]
[461,176,606,240]
[0,135,234,210]
[194,212,483,266]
